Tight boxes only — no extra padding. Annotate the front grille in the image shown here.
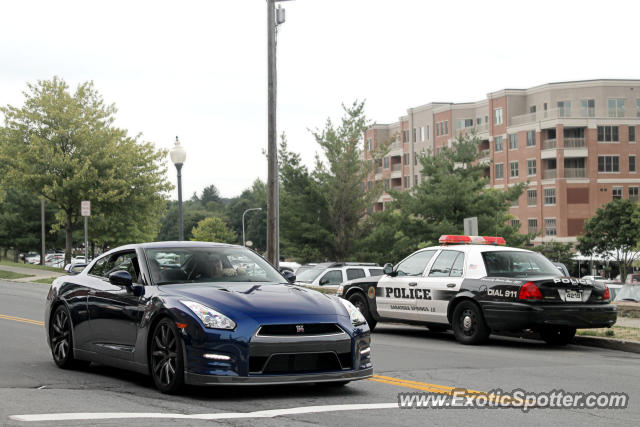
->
[261,352,341,374]
[257,323,343,336]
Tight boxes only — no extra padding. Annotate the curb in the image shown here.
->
[573,335,640,354]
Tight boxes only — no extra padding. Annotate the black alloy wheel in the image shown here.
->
[150,318,185,394]
[50,305,83,369]
[540,326,576,346]
[452,301,490,345]
[347,292,377,331]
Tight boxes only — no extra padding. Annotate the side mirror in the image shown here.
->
[383,263,396,276]
[319,278,329,286]
[282,270,296,283]
[109,270,133,288]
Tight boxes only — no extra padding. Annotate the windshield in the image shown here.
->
[296,267,325,283]
[144,247,284,285]
[482,250,562,278]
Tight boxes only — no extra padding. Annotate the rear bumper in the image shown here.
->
[481,301,617,331]
[185,367,373,386]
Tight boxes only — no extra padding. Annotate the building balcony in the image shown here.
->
[480,148,490,158]
[543,169,557,179]
[564,168,587,178]
[391,164,401,172]
[543,139,557,150]
[563,138,585,148]
[457,123,489,135]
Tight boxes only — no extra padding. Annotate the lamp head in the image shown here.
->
[169,136,187,165]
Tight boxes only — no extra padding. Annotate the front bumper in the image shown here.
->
[481,301,617,331]
[186,366,373,386]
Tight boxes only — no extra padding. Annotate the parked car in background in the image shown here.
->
[625,273,640,285]
[25,253,41,264]
[552,262,569,277]
[581,275,607,283]
[45,253,65,268]
[296,262,383,289]
[279,261,301,274]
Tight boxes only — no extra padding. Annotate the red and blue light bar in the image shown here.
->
[438,235,506,246]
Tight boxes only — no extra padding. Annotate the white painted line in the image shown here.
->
[10,402,399,422]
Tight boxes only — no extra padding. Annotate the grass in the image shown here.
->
[577,326,640,341]
[33,277,56,284]
[0,259,64,273]
[0,270,34,280]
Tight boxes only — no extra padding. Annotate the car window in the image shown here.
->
[428,251,463,277]
[482,250,561,277]
[319,270,343,286]
[368,268,383,277]
[396,250,437,276]
[346,268,365,280]
[89,256,112,278]
[109,252,140,283]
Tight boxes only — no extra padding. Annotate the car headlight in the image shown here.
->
[338,298,367,326]
[181,301,236,330]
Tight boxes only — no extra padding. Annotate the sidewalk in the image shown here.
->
[0,264,63,282]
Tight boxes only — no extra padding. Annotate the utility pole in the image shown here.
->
[266,0,291,268]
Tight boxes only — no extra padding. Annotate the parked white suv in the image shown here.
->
[295,262,383,289]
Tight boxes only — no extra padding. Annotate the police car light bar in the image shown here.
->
[438,235,506,245]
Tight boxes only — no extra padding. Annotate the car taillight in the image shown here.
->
[518,282,543,300]
[602,286,610,301]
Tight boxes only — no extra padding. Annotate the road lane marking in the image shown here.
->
[10,403,399,422]
[369,374,524,406]
[0,314,44,326]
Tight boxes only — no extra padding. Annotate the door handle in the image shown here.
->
[408,282,417,287]
[446,283,456,288]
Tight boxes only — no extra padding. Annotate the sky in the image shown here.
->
[1,0,639,199]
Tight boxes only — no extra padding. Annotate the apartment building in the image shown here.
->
[363,79,640,242]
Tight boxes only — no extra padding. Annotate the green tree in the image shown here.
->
[532,242,575,270]
[225,179,267,252]
[363,133,528,258]
[191,217,237,244]
[312,101,387,260]
[0,77,171,262]
[577,199,640,282]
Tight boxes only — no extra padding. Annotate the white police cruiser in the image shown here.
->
[337,235,617,345]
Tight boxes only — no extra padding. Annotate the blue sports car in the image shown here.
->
[45,242,373,393]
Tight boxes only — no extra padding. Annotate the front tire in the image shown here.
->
[347,292,377,331]
[50,305,88,369]
[452,301,490,345]
[540,326,576,346]
[150,318,185,394]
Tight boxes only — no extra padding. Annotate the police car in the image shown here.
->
[337,235,617,345]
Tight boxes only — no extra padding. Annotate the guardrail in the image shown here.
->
[563,138,586,148]
[543,169,557,179]
[564,168,587,178]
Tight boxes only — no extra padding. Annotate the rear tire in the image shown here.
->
[452,301,490,345]
[540,326,576,346]
[347,292,377,331]
[150,318,185,394]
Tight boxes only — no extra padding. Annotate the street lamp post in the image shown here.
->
[242,207,262,247]
[169,136,187,241]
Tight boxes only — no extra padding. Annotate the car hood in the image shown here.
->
[160,282,346,321]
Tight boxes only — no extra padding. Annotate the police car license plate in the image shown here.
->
[564,289,582,302]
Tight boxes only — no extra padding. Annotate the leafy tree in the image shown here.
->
[363,133,528,259]
[532,242,575,270]
[191,216,237,244]
[0,77,171,263]
[577,199,640,282]
[312,101,387,260]
[200,185,221,205]
[225,179,267,252]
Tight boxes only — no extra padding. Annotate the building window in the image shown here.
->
[597,126,619,142]
[510,161,519,178]
[421,127,425,141]
[526,130,536,147]
[444,121,449,135]
[476,118,482,125]
[511,219,521,229]
[414,155,418,166]
[495,163,504,179]
[544,218,557,236]
[427,125,430,139]
[544,188,556,205]
[527,159,537,176]
[528,218,538,234]
[403,176,409,189]
[612,186,623,200]
[457,119,473,129]
[366,138,372,151]
[630,126,636,142]
[557,101,572,117]
[384,179,390,189]
[509,133,518,150]
[485,115,489,123]
[630,155,636,173]
[527,189,537,206]
[637,99,640,117]
[494,108,503,125]
[494,136,504,152]
[529,105,537,114]
[414,175,419,185]
[436,123,441,136]
[403,153,409,165]
[413,128,417,142]
[630,187,639,201]
[383,156,389,168]
[581,99,595,117]
[608,98,625,117]
[598,156,620,173]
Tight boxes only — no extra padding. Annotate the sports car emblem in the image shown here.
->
[296,325,305,333]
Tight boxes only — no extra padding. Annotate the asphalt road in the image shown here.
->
[1,279,639,426]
